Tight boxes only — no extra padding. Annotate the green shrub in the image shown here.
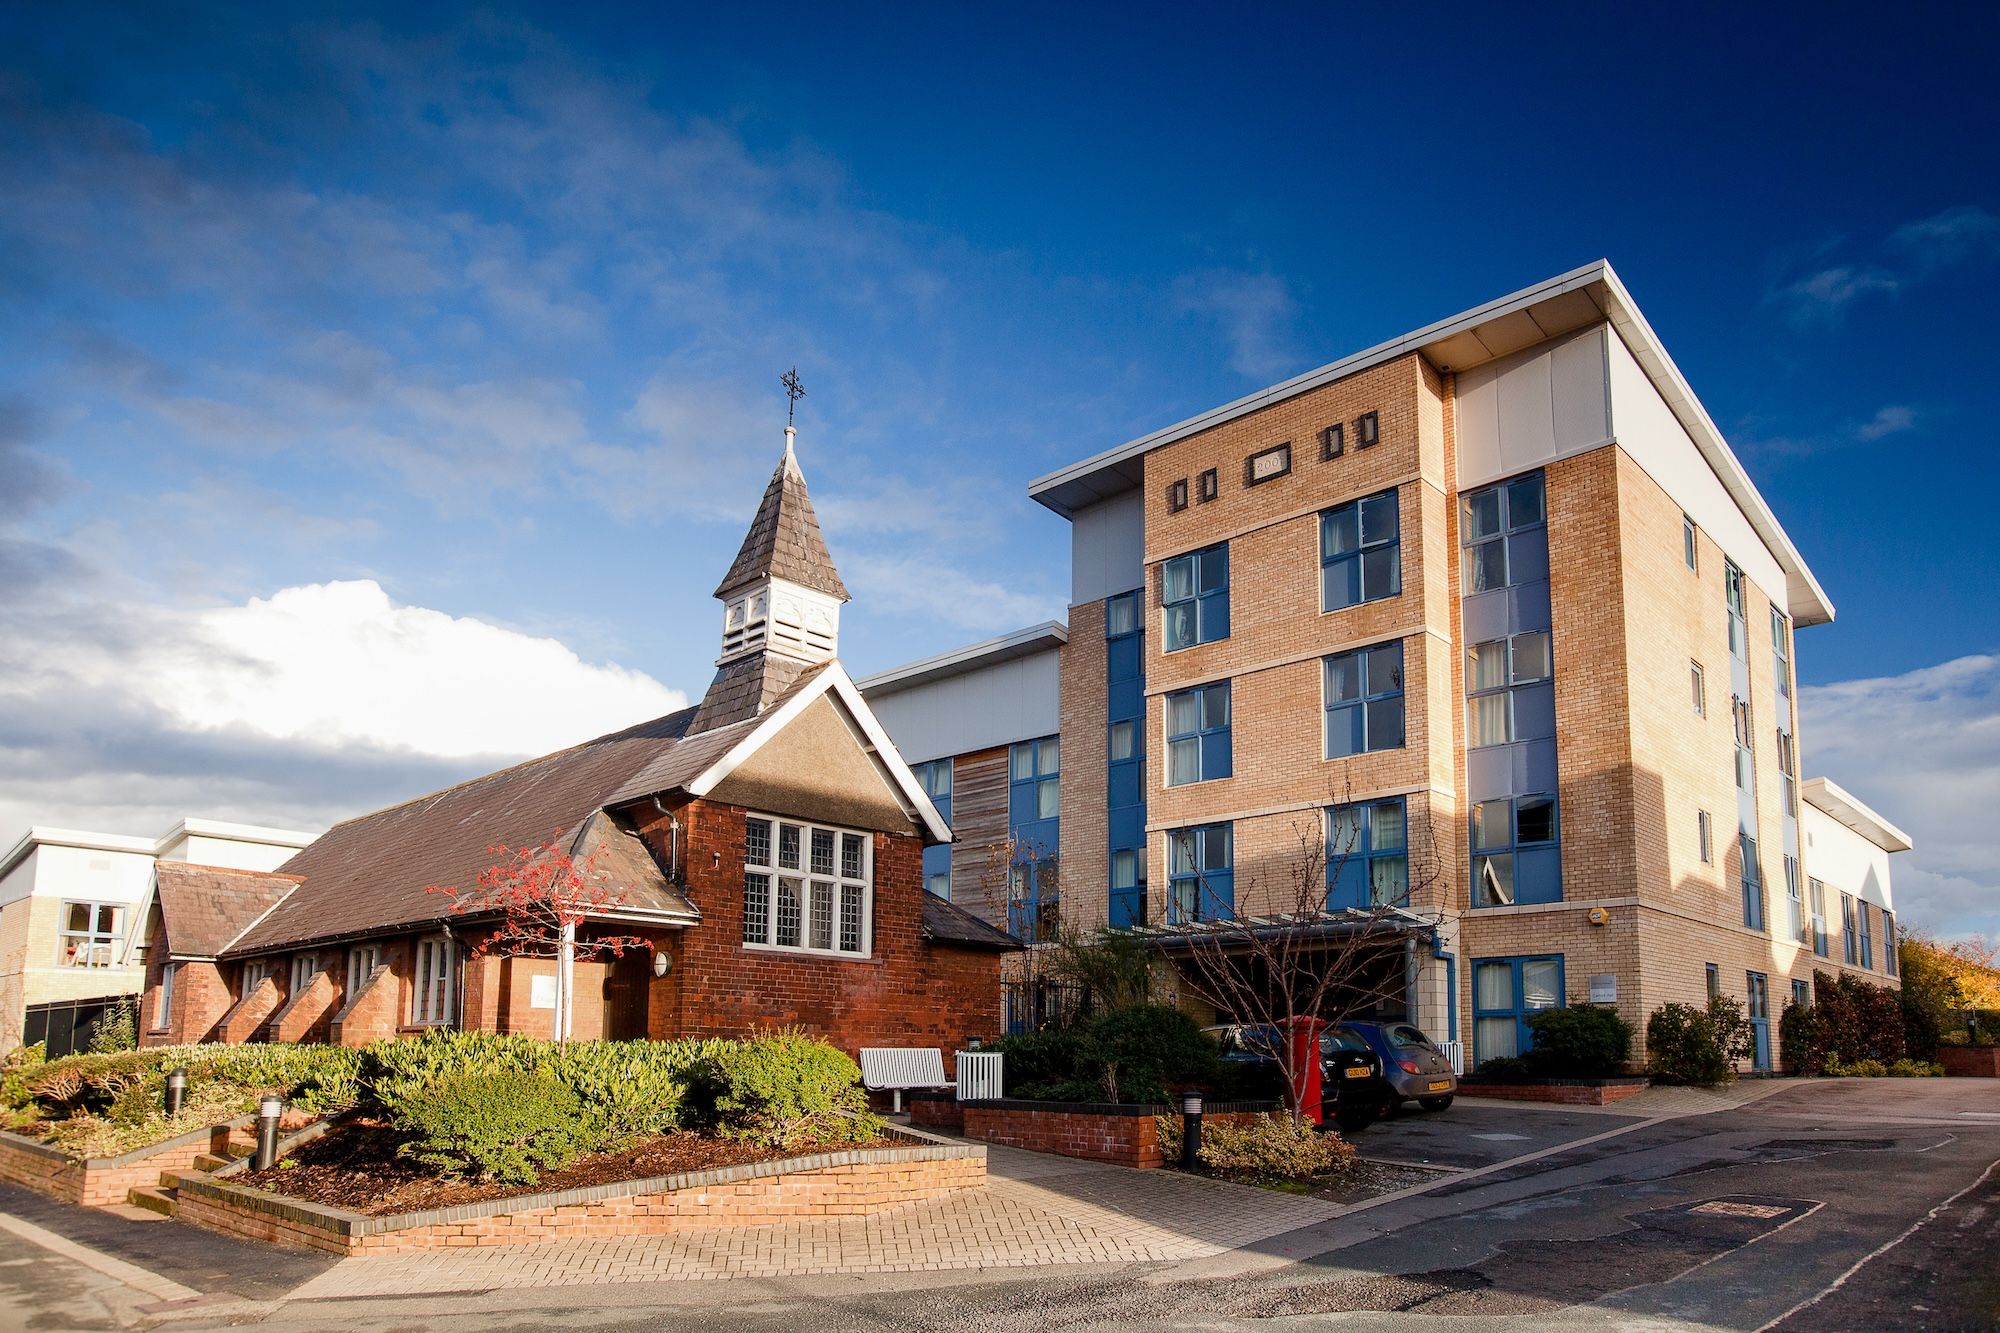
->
[87,1001,138,1055]
[991,1029,1091,1098]
[1780,997,1827,1074]
[713,1032,879,1150]
[1521,1006,1632,1077]
[1086,1005,1219,1104]
[1646,998,1753,1087]
[394,1070,604,1184]
[1160,1111,1353,1179]
[1474,1056,1532,1082]
[1887,1058,1944,1077]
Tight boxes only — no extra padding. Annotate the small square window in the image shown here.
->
[1168,478,1189,512]
[1356,411,1380,447]
[1196,468,1219,503]
[1320,423,1345,460]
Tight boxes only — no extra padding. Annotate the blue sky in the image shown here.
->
[1,4,1994,937]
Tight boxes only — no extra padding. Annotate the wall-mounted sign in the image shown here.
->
[1588,974,1617,1004]
[530,974,557,1010]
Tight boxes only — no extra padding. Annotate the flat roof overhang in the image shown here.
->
[854,620,1069,697]
[1027,260,1835,627]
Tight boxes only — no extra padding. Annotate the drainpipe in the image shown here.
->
[1404,936,1419,1025]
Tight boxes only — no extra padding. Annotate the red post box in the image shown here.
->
[1281,1016,1329,1125]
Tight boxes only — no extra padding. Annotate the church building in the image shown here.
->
[136,419,1016,1066]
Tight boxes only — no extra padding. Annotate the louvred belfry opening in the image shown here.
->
[687,423,851,735]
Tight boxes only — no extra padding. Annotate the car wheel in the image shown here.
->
[1417,1095,1454,1112]
[1333,1106,1378,1133]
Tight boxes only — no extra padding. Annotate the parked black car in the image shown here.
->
[1201,1023,1393,1132]
[1335,1020,1458,1112]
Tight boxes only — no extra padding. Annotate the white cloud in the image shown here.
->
[1854,404,1917,442]
[1773,204,2000,324]
[0,577,688,840]
[1800,654,2000,942]
[1173,269,1299,381]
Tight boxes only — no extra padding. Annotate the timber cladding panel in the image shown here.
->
[171,1137,987,1255]
[946,746,1013,928]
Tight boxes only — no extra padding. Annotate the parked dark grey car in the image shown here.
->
[1336,1020,1457,1111]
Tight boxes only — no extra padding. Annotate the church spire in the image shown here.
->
[685,373,848,735]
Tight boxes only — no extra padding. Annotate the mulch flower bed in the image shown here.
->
[234,1121,895,1216]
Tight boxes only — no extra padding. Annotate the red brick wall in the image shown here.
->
[140,950,233,1049]
[331,966,401,1046]
[0,1121,248,1208]
[1460,1080,1650,1106]
[269,971,339,1043]
[217,977,285,1044]
[633,797,1004,1074]
[958,1105,1269,1168]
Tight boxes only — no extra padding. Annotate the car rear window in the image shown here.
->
[1386,1024,1433,1048]
[1321,1030,1370,1054]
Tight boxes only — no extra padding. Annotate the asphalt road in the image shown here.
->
[1,1077,1994,1331]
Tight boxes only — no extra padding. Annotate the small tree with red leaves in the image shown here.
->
[427,838,649,1041]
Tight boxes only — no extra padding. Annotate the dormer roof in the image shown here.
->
[713,435,849,602]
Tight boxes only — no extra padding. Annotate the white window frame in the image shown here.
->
[154,961,177,1030]
[741,815,875,960]
[411,935,457,1026]
[57,901,124,968]
[290,952,321,993]
[346,943,383,995]
[242,958,282,992]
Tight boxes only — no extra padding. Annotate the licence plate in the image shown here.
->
[1427,1079,1451,1092]
[1343,1066,1369,1079]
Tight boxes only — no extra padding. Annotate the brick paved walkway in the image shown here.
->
[283,1145,1342,1299]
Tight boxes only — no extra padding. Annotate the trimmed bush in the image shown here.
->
[1647,997,1753,1087]
[995,1006,1217,1104]
[1157,1111,1353,1179]
[1521,1006,1633,1077]
[1473,1056,1533,1082]
[992,1029,1091,1098]
[713,1032,879,1150]
[394,1070,603,1184]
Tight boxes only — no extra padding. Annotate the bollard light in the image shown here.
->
[253,1094,283,1171]
[1180,1091,1204,1172]
[164,1067,188,1118]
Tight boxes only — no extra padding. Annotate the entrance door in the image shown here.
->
[602,953,652,1041]
[1746,971,1771,1071]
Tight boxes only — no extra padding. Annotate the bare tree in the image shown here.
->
[1157,792,1447,1122]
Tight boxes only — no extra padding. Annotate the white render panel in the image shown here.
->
[1604,329,1788,600]
[29,845,159,907]
[0,857,33,912]
[174,835,301,872]
[1070,490,1145,607]
[866,648,1061,765]
[1455,325,1612,487]
[1802,802,1895,914]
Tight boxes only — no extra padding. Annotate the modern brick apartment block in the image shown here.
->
[0,820,314,1055]
[136,425,1017,1064]
[871,260,1908,1067]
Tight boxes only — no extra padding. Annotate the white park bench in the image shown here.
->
[858,1047,950,1113]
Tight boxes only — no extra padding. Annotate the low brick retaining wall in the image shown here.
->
[958,1099,1278,1168]
[1940,1045,2000,1078]
[1457,1077,1651,1106]
[908,1092,962,1132]
[0,1117,254,1207]
[172,1124,985,1256]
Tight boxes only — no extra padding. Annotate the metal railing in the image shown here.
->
[957,1051,1004,1102]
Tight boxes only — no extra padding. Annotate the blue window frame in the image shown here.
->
[1725,559,1747,659]
[1771,607,1792,701]
[1747,971,1772,1071]
[1008,738,1059,942]
[1321,489,1400,612]
[1162,544,1229,651]
[1740,835,1765,931]
[1857,900,1874,970]
[1324,640,1405,758]
[1791,977,1810,1008]
[1884,910,1898,977]
[1470,793,1560,907]
[1784,855,1803,945]
[1461,473,1547,594]
[1327,797,1407,909]
[1166,682,1232,785]
[1467,630,1553,747]
[1109,848,1144,928]
[1105,587,1147,870]
[1809,877,1829,957]
[1167,823,1233,925]
[915,759,953,899]
[1841,893,1858,964]
[1472,955,1562,1065]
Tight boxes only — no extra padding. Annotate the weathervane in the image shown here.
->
[781,367,806,427]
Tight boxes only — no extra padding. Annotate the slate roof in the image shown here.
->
[231,708,701,955]
[685,654,821,737]
[153,863,301,959]
[921,892,1021,951]
[712,445,850,601]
